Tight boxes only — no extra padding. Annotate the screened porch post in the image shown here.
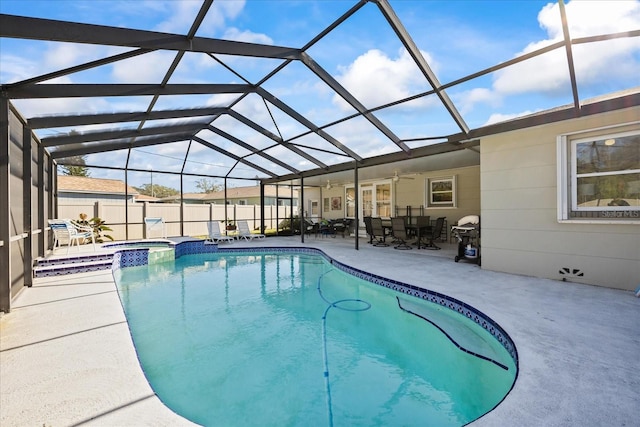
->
[224,177,228,235]
[124,169,129,240]
[37,144,45,257]
[354,161,359,250]
[22,121,33,287]
[0,97,11,312]
[259,182,265,234]
[300,177,304,243]
[180,174,184,237]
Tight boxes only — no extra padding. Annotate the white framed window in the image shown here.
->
[557,124,640,222]
[345,187,356,218]
[426,176,456,208]
[309,199,319,217]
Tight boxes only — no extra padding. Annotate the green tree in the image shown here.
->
[195,178,221,193]
[59,155,90,177]
[134,183,179,199]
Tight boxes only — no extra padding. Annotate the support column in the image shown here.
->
[0,97,11,312]
[259,183,265,234]
[300,177,304,243]
[180,175,184,237]
[22,122,33,286]
[124,169,129,240]
[354,161,359,250]
[37,144,45,256]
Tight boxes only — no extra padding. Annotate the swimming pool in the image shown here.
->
[114,250,517,426]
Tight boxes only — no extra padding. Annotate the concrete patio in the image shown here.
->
[1,235,638,426]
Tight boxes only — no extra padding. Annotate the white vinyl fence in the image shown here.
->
[58,201,296,241]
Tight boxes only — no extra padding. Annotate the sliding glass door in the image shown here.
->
[351,181,393,230]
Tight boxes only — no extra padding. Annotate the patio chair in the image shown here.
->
[410,215,430,238]
[304,220,319,236]
[363,216,374,244]
[317,219,334,238]
[422,217,446,250]
[49,219,96,254]
[144,217,166,239]
[370,217,389,247]
[237,220,265,241]
[207,221,235,243]
[391,217,412,250]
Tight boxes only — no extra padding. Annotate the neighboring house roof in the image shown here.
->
[202,185,298,201]
[134,194,161,202]
[57,175,139,195]
[158,193,210,203]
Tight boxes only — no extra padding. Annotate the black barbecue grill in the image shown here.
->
[452,215,480,265]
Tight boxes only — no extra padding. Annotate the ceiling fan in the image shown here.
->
[386,171,415,182]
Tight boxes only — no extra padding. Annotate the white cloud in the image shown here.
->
[494,0,640,96]
[332,49,435,111]
[0,54,41,84]
[43,43,89,69]
[483,110,538,127]
[456,88,501,115]
[155,0,247,36]
[13,97,111,119]
[154,0,204,34]
[111,51,176,83]
[460,0,640,113]
[222,28,274,45]
[205,93,244,107]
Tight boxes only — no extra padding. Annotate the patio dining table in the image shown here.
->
[405,223,433,249]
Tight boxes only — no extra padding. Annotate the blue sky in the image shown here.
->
[1,0,639,192]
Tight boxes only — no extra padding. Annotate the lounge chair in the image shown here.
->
[391,217,412,250]
[144,217,166,239]
[49,219,96,254]
[207,221,235,243]
[237,220,265,241]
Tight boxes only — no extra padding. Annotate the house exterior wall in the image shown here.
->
[395,165,481,227]
[480,106,640,291]
[301,166,481,230]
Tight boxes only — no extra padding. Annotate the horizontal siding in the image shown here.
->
[482,247,640,291]
[480,106,640,290]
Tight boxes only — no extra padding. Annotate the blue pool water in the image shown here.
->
[114,252,517,426]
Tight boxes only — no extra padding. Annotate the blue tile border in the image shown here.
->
[111,239,219,270]
[111,242,517,366]
[201,246,519,366]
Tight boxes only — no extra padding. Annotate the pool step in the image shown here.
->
[34,253,115,278]
[35,252,114,267]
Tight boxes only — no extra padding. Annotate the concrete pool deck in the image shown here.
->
[1,236,638,426]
